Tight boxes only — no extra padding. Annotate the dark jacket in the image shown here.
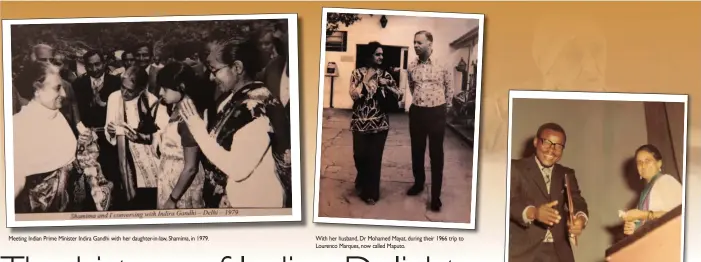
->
[73,73,121,128]
[508,157,589,262]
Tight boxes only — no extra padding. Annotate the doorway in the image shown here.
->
[355,44,409,113]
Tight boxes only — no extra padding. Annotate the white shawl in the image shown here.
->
[13,101,77,177]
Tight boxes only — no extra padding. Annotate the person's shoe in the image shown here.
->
[360,195,377,205]
[430,199,442,212]
[406,184,424,196]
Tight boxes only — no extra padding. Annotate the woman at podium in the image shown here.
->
[620,144,683,235]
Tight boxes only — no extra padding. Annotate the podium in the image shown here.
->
[605,205,683,262]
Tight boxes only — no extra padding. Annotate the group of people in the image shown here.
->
[348,30,454,212]
[508,123,683,262]
[12,28,293,213]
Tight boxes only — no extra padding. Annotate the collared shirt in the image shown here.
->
[90,74,105,92]
[521,156,589,243]
[407,56,453,108]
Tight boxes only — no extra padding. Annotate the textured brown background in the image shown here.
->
[0,1,700,261]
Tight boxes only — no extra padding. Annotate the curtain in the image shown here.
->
[643,102,685,182]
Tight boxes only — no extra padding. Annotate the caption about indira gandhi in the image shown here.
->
[8,235,211,243]
[315,235,464,249]
[68,209,239,219]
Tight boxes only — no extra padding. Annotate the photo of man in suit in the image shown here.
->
[509,122,589,262]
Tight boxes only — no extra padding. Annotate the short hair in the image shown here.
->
[210,39,265,79]
[32,43,53,56]
[105,52,117,62]
[122,65,149,90]
[635,144,663,161]
[254,29,287,58]
[134,42,152,55]
[121,50,135,61]
[82,50,104,64]
[157,62,198,95]
[173,43,191,62]
[14,61,59,99]
[536,122,567,144]
[414,30,434,42]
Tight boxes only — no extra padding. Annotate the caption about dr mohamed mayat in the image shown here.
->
[315,235,464,249]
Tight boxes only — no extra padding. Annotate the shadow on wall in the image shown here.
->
[604,157,644,246]
[519,136,536,159]
[517,135,645,248]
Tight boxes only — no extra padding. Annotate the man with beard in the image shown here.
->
[509,123,589,262]
[73,50,124,209]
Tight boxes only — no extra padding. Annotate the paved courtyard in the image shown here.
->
[317,109,474,224]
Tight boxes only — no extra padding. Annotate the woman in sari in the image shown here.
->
[156,62,205,209]
[14,61,112,213]
[179,39,290,208]
[621,144,683,235]
[105,65,168,210]
[349,41,402,204]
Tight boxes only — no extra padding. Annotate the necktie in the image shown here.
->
[91,77,106,107]
[543,167,552,193]
[542,167,554,243]
[92,77,103,92]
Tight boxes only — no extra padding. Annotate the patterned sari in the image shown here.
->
[202,81,291,208]
[14,102,112,213]
[635,172,662,229]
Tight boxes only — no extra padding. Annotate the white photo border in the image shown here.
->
[3,13,302,228]
[503,90,689,260]
[313,7,485,230]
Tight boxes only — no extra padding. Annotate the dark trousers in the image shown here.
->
[126,188,157,210]
[409,104,446,201]
[352,130,389,201]
[534,243,559,262]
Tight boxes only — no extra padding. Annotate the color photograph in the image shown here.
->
[505,90,687,262]
[313,7,484,229]
[3,14,302,227]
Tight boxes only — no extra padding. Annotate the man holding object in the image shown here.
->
[509,123,589,262]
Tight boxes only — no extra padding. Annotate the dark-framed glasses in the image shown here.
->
[539,138,565,151]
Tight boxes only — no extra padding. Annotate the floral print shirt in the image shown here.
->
[408,57,454,108]
[349,67,400,134]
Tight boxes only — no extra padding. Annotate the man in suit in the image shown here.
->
[509,123,589,262]
[73,50,124,209]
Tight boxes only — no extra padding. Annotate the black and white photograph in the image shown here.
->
[504,91,687,262]
[2,14,301,227]
[313,8,484,229]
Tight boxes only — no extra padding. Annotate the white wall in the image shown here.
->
[322,14,479,109]
[510,99,648,262]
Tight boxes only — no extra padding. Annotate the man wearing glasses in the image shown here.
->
[508,123,589,262]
